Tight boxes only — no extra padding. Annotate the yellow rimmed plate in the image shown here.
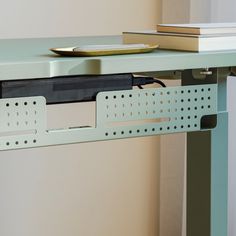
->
[50,44,159,57]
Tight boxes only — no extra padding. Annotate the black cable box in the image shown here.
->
[0,74,133,104]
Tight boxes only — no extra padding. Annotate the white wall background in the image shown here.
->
[0,0,160,38]
[0,1,164,236]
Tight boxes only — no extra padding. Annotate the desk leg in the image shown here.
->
[186,112,228,236]
[184,68,228,236]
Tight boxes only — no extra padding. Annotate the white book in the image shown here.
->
[157,23,236,35]
[123,30,236,52]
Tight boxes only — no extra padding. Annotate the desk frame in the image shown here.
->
[0,36,231,236]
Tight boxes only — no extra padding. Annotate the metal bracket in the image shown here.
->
[0,84,217,151]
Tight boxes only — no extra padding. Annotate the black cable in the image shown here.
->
[132,75,166,89]
[152,79,166,87]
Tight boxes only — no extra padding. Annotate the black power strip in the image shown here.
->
[0,74,165,104]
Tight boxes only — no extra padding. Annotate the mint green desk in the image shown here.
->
[1,36,235,236]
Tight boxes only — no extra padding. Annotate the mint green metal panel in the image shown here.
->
[1,37,236,80]
[0,84,217,151]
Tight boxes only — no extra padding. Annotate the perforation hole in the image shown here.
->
[24,102,28,106]
[188,90,191,93]
[208,105,211,108]
[121,131,124,135]
[24,140,28,144]
[188,125,191,128]
[129,130,132,134]
[129,94,132,98]
[160,127,163,131]
[105,96,108,100]
[181,125,184,128]
[194,98,198,101]
[152,128,155,132]
[201,88,204,92]
[113,132,116,135]
[144,129,148,132]
[33,139,37,143]
[6,142,10,146]
[137,129,140,133]
[113,95,116,99]
[15,102,18,106]
[15,141,19,145]
[201,97,204,100]
[105,132,109,136]
[208,97,211,100]
[33,101,37,105]
[208,88,211,91]
[121,95,124,98]
[194,124,197,127]
[6,103,9,107]
[201,106,204,109]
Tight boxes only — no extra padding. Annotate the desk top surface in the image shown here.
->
[1,35,236,80]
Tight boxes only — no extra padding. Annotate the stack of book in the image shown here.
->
[123,23,236,52]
